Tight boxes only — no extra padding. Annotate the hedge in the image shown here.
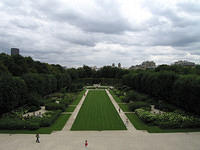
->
[0,110,62,130]
[45,103,65,111]
[135,108,200,129]
[128,101,151,111]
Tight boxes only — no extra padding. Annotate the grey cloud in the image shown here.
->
[31,0,133,34]
[177,1,200,14]
[10,18,40,30]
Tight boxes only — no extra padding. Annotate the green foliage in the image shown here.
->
[0,110,62,130]
[122,71,200,115]
[135,109,200,129]
[28,105,41,112]
[45,103,65,111]
[39,110,62,127]
[154,101,179,112]
[0,75,27,114]
[129,101,151,111]
[0,118,40,130]
[123,90,148,103]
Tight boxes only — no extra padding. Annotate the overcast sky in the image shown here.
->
[0,0,200,68]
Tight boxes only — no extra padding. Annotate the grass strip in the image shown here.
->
[71,90,126,130]
[118,104,129,112]
[65,106,76,112]
[71,89,86,105]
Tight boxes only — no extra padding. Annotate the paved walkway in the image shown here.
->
[63,89,88,131]
[105,89,140,132]
[1,89,200,150]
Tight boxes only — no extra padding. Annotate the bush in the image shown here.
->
[123,90,148,103]
[25,121,40,130]
[40,110,61,127]
[0,118,40,130]
[135,109,157,124]
[45,103,65,111]
[154,101,178,112]
[135,108,200,129]
[28,105,41,112]
[129,101,151,111]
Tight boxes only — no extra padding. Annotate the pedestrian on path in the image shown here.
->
[126,118,129,126]
[85,140,88,148]
[36,133,40,143]
[118,107,121,113]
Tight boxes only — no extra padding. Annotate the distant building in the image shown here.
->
[130,61,156,70]
[11,48,19,56]
[173,60,195,66]
[112,63,115,67]
[141,61,156,69]
[92,66,97,71]
[118,63,121,68]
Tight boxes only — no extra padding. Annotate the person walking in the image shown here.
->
[36,133,40,143]
[118,107,121,113]
[85,140,88,148]
[126,118,129,126]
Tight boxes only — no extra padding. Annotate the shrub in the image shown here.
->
[135,108,200,129]
[40,110,61,127]
[28,105,41,112]
[154,101,178,112]
[25,121,40,130]
[45,103,65,111]
[0,118,40,130]
[123,90,148,103]
[129,101,151,111]
[135,109,157,124]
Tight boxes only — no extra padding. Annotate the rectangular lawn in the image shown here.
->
[71,90,126,130]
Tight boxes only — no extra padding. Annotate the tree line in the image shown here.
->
[0,53,72,115]
[123,71,200,115]
[1,52,200,115]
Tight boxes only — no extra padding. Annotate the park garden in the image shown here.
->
[0,53,200,133]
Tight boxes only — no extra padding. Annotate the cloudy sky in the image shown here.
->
[0,0,200,68]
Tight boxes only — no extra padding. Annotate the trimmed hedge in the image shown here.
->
[154,101,179,112]
[129,101,151,111]
[0,110,62,130]
[28,105,41,112]
[135,108,200,129]
[45,103,65,111]
[0,118,40,130]
[39,110,62,127]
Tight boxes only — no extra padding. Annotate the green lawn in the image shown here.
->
[126,113,200,133]
[65,105,76,112]
[71,90,86,105]
[71,90,126,130]
[109,90,122,103]
[0,114,71,134]
[119,104,129,112]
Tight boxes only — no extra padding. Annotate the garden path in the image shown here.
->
[23,106,46,117]
[63,89,89,130]
[1,89,200,150]
[105,89,141,133]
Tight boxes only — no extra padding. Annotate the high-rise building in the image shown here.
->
[11,48,19,56]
